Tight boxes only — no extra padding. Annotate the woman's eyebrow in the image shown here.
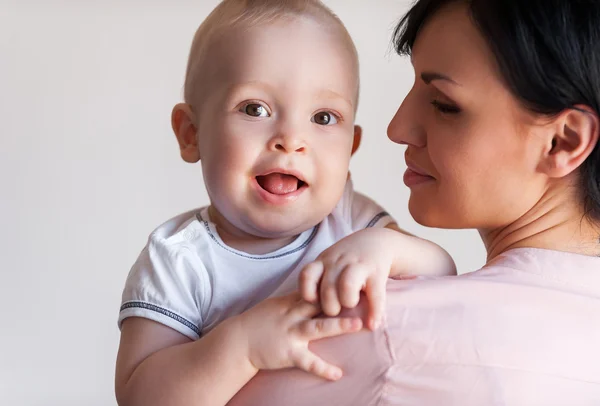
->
[421,71,461,86]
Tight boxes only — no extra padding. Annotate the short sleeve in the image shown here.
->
[336,178,394,232]
[118,234,209,340]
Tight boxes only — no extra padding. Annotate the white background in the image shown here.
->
[0,1,485,404]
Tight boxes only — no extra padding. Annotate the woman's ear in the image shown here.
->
[538,106,599,178]
[351,125,363,156]
[171,103,200,163]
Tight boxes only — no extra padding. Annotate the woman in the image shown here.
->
[226,0,600,404]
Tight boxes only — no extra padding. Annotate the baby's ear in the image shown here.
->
[171,103,200,163]
[351,125,362,156]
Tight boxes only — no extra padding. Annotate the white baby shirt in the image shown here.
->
[118,180,393,340]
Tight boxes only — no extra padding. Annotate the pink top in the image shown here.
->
[227,248,600,406]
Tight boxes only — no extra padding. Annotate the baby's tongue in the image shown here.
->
[258,173,299,195]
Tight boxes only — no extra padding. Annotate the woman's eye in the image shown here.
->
[311,111,338,126]
[242,103,270,117]
[431,100,461,115]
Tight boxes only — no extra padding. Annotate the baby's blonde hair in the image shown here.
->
[183,0,360,111]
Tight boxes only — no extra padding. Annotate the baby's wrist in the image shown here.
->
[221,315,260,375]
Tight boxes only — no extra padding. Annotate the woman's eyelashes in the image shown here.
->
[431,100,461,115]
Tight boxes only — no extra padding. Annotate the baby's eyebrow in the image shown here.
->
[228,81,277,94]
[227,82,355,111]
[316,88,354,111]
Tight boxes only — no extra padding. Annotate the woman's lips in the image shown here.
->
[403,161,435,187]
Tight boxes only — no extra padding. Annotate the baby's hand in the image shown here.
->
[300,226,456,330]
[299,228,399,331]
[234,293,362,381]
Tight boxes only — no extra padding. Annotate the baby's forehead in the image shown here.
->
[207,21,359,104]
[185,9,360,110]
[209,15,357,62]
[217,19,358,72]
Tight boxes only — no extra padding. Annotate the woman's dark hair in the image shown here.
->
[393,0,600,222]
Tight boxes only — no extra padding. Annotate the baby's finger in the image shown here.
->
[290,298,323,319]
[299,261,324,303]
[320,265,345,316]
[337,264,367,309]
[293,350,343,381]
[365,276,387,330]
[320,284,342,316]
[296,316,362,341]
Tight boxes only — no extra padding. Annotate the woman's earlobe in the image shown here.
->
[172,103,201,163]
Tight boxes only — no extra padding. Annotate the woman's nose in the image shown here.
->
[387,91,426,148]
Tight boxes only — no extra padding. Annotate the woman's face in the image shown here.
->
[388,2,549,230]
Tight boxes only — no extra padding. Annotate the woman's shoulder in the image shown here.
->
[462,247,600,295]
[384,247,600,311]
[375,247,600,403]
[227,248,600,406]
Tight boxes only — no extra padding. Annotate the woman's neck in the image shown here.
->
[481,181,600,261]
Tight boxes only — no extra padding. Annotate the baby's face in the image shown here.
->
[193,17,359,239]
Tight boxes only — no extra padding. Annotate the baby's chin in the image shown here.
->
[242,213,326,239]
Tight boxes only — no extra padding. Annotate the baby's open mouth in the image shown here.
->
[256,173,307,195]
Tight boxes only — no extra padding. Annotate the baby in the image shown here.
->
[115,1,456,405]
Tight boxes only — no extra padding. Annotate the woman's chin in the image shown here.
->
[408,198,454,228]
[409,204,468,229]
[408,198,435,226]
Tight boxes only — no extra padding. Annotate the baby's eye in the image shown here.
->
[242,103,270,117]
[311,111,338,126]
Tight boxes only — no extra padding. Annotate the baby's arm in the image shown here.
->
[115,315,254,406]
[300,224,456,330]
[115,294,362,406]
[384,223,457,278]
